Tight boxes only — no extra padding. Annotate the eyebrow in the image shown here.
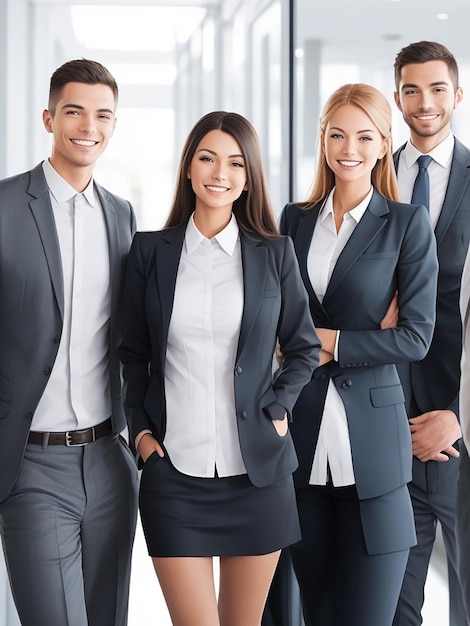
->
[196,147,244,159]
[400,81,450,91]
[330,126,376,134]
[61,103,115,115]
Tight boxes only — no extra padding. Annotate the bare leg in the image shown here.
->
[152,556,219,626]
[218,551,281,626]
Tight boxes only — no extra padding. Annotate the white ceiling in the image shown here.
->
[296,0,470,65]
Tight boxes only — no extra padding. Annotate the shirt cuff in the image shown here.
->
[334,330,340,361]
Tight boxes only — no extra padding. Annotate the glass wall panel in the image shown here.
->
[293,0,470,202]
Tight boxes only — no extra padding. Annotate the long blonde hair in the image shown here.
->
[304,83,399,208]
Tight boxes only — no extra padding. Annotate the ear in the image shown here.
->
[42,109,53,133]
[393,91,403,112]
[187,169,191,179]
[455,86,464,109]
[378,138,388,160]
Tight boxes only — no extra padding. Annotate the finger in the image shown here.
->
[155,442,165,458]
[443,446,460,458]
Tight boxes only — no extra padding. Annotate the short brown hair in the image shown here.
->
[165,111,278,238]
[48,59,118,115]
[394,41,459,92]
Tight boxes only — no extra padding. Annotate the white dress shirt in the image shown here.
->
[307,187,372,487]
[163,213,246,478]
[32,160,111,432]
[396,133,454,230]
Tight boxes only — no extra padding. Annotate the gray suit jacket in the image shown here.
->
[0,162,136,502]
[119,222,321,488]
[280,190,438,553]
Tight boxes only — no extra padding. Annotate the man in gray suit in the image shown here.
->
[392,41,470,626]
[0,59,138,626]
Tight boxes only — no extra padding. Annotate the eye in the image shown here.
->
[404,89,418,96]
[330,133,343,140]
[230,161,244,168]
[98,114,112,120]
[359,136,373,142]
[199,156,213,163]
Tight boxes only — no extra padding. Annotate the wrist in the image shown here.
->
[135,429,152,450]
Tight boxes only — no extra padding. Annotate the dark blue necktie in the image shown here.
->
[411,154,433,211]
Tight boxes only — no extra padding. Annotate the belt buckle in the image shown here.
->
[65,427,95,447]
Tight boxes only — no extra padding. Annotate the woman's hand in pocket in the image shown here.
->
[273,413,289,436]
[137,433,165,462]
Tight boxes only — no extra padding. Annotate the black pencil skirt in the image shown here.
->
[139,452,301,557]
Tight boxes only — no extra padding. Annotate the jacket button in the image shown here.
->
[341,379,352,389]
[53,335,61,344]
[235,366,243,376]
[320,374,327,380]
[25,412,33,420]
[239,411,248,420]
[44,366,52,375]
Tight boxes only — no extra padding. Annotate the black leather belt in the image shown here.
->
[28,418,112,446]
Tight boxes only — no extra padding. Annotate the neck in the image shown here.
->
[409,129,451,155]
[193,207,233,239]
[332,180,371,217]
[48,158,93,193]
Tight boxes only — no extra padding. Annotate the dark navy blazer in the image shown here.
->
[280,189,438,553]
[119,222,320,488]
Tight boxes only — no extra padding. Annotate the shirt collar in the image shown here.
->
[402,133,454,169]
[185,213,240,256]
[42,159,96,207]
[319,187,373,224]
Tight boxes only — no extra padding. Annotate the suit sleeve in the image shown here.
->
[265,236,321,419]
[338,205,438,366]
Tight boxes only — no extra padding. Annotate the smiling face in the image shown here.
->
[187,129,248,219]
[394,60,463,151]
[322,104,387,192]
[42,81,117,185]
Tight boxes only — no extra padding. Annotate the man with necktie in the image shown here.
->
[0,59,138,626]
[392,41,470,626]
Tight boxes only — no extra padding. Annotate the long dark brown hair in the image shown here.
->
[164,111,278,237]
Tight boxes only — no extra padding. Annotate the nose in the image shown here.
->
[212,167,226,181]
[79,114,96,135]
[342,138,356,155]
[417,90,432,110]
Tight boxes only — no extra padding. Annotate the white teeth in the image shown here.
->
[416,115,438,120]
[339,160,360,167]
[206,185,228,192]
[72,139,97,146]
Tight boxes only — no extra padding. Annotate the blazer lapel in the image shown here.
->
[434,139,470,244]
[155,223,186,360]
[28,165,64,320]
[96,184,121,321]
[323,190,389,305]
[236,231,267,359]
[295,204,332,326]
[295,206,321,301]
